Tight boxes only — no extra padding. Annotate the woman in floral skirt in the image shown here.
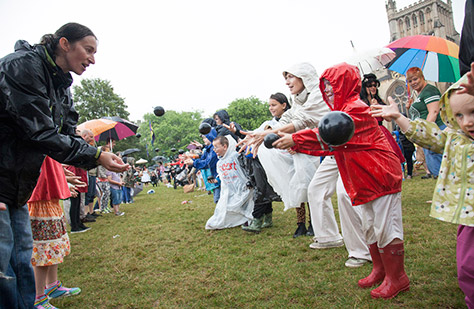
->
[28,156,82,309]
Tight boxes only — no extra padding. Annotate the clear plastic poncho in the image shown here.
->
[205,136,254,229]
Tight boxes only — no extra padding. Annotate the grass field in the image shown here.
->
[53,177,466,308]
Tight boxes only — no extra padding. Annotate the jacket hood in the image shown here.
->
[283,62,319,94]
[319,63,361,111]
[13,40,73,90]
[214,110,231,125]
[202,118,217,127]
[221,135,237,160]
[439,73,468,132]
[14,40,34,53]
[205,127,217,143]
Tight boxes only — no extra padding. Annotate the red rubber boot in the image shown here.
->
[358,243,385,288]
[370,242,410,299]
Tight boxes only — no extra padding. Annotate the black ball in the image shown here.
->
[264,133,280,148]
[171,147,176,152]
[155,148,160,152]
[154,106,165,117]
[136,133,141,138]
[199,122,211,135]
[318,111,355,146]
[178,149,184,154]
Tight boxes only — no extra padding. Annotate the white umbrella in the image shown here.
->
[347,46,395,76]
[136,158,148,164]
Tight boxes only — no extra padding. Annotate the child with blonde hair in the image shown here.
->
[371,71,474,307]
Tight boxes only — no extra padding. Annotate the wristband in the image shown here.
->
[95,148,102,160]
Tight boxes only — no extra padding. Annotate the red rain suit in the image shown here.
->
[291,63,402,206]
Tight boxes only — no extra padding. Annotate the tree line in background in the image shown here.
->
[73,78,271,163]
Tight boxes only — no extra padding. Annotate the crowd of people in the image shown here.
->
[1,5,474,307]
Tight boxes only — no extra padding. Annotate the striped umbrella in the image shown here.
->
[385,35,460,82]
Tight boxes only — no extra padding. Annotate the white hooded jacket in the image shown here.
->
[279,62,330,131]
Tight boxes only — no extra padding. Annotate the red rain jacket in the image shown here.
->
[291,63,402,206]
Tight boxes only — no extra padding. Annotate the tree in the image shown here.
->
[136,110,204,162]
[73,78,129,123]
[224,96,271,131]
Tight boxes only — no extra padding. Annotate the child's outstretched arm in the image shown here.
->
[370,97,410,132]
[459,62,474,97]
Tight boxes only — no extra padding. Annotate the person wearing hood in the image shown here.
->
[214,110,243,142]
[0,23,129,309]
[240,63,367,257]
[372,73,474,307]
[274,63,408,300]
[205,135,254,230]
[185,127,221,203]
[238,63,325,237]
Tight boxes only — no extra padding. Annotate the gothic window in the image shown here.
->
[385,81,409,116]
[413,14,418,27]
[426,8,432,24]
[419,11,425,32]
[405,17,411,29]
[398,19,405,36]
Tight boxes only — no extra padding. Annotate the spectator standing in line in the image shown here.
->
[405,67,445,179]
[0,23,128,309]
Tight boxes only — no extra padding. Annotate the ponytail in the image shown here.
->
[39,23,96,58]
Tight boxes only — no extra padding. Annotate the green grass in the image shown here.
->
[54,178,466,308]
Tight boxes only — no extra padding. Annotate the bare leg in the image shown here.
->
[45,264,59,287]
[33,265,50,296]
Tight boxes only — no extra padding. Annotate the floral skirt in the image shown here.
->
[28,199,70,266]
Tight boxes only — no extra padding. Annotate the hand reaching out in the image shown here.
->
[459,62,474,97]
[369,96,401,121]
[370,96,410,132]
[69,185,79,198]
[222,122,237,134]
[66,175,87,188]
[98,152,129,173]
[63,166,75,177]
[236,131,267,157]
[272,132,295,150]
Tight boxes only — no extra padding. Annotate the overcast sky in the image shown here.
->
[0,0,466,122]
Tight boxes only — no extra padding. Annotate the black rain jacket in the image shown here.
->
[0,40,99,208]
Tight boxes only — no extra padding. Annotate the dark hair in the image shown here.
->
[270,92,291,111]
[40,23,96,58]
[214,135,229,148]
[360,73,384,106]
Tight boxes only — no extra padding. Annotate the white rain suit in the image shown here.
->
[258,63,327,210]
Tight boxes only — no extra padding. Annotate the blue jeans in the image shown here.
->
[85,175,96,204]
[423,123,446,177]
[110,188,123,206]
[0,204,35,308]
[122,187,131,203]
[213,187,221,204]
[423,148,443,177]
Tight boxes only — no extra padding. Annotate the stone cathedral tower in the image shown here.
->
[386,0,459,43]
[376,0,459,121]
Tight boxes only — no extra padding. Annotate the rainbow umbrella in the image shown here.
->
[385,35,460,82]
